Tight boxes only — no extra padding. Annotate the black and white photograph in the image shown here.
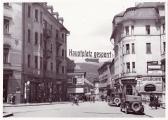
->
[2,0,167,119]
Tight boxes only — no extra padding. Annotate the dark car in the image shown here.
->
[120,95,144,114]
[108,94,121,107]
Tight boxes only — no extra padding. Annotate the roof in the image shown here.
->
[111,2,164,39]
[98,61,112,72]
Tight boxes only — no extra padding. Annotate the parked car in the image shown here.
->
[120,95,144,114]
[108,94,121,107]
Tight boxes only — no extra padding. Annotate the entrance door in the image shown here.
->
[3,75,9,102]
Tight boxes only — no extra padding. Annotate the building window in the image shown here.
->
[56,64,59,73]
[163,42,165,53]
[28,54,31,68]
[125,26,129,35]
[65,50,67,57]
[62,33,64,39]
[132,43,135,54]
[72,78,77,84]
[28,29,31,43]
[35,56,38,69]
[35,9,38,22]
[132,62,135,73]
[51,62,53,71]
[40,11,42,23]
[40,33,42,45]
[146,25,150,35]
[28,5,31,18]
[146,43,151,54]
[4,19,10,34]
[131,25,134,35]
[62,49,64,57]
[4,3,10,7]
[51,44,52,53]
[126,44,130,54]
[56,30,59,39]
[40,57,42,69]
[163,24,165,34]
[3,48,9,64]
[35,32,38,45]
[62,66,64,74]
[126,62,130,73]
[56,47,59,56]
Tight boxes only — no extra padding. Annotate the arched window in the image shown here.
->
[126,84,133,95]
[144,84,156,92]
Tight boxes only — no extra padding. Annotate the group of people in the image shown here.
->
[149,94,160,109]
[70,95,96,105]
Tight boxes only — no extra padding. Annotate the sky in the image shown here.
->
[47,0,138,63]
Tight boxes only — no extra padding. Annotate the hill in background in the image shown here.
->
[75,62,102,83]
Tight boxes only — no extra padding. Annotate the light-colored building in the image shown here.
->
[3,3,23,103]
[97,62,112,99]
[67,72,94,99]
[110,2,165,103]
[3,2,69,103]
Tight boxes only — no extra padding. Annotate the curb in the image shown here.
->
[3,112,13,117]
[3,102,69,107]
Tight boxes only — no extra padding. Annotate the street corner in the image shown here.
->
[3,112,14,117]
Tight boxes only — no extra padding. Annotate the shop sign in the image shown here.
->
[143,77,162,81]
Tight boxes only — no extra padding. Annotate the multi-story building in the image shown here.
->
[97,62,112,99]
[110,2,165,103]
[3,3,23,103]
[3,2,69,103]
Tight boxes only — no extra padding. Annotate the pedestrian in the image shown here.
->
[154,95,159,109]
[72,96,79,106]
[11,94,16,104]
[149,94,154,108]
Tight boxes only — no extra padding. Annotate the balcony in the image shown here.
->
[3,63,12,70]
[56,37,64,47]
[44,70,55,79]
[56,73,67,80]
[43,28,52,38]
[43,49,52,59]
[4,33,12,46]
[25,68,43,77]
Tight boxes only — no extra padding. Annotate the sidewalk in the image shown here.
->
[143,103,165,118]
[3,101,70,107]
[3,102,70,117]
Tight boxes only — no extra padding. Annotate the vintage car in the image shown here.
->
[120,95,144,114]
[108,93,122,107]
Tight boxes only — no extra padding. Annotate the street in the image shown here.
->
[3,101,165,117]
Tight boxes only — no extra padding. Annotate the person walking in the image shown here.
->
[149,94,154,108]
[72,95,79,106]
[154,95,159,109]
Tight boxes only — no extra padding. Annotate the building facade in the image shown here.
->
[110,2,165,103]
[3,2,69,103]
[67,72,94,100]
[98,62,112,99]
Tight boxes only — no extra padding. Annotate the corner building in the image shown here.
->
[3,3,69,103]
[110,3,165,104]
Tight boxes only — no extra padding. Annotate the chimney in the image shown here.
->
[42,2,47,6]
[46,5,53,13]
[52,12,59,19]
[59,17,64,24]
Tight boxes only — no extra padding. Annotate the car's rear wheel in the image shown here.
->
[131,102,142,112]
